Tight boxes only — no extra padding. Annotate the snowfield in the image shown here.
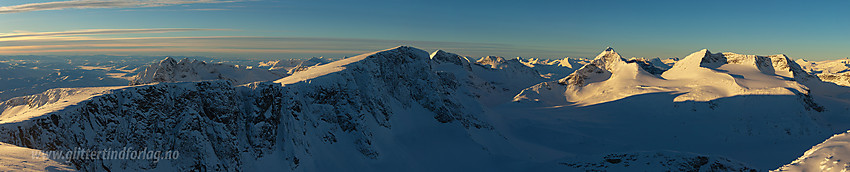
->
[0,46,849,171]
[0,142,74,171]
[775,130,850,172]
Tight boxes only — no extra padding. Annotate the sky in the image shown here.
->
[0,0,848,60]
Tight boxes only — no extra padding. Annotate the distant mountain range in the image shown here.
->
[1,46,850,171]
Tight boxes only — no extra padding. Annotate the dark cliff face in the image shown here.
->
[0,46,495,171]
[0,81,250,171]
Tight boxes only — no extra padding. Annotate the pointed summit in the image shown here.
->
[666,49,721,71]
[430,49,466,66]
[586,47,627,72]
[594,47,624,61]
[430,49,450,60]
[160,57,177,66]
[431,49,448,56]
[555,47,628,87]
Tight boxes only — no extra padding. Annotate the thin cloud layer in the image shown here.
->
[0,28,225,40]
[0,35,580,58]
[0,28,583,58]
[0,0,236,14]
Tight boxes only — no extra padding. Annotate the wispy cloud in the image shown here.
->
[0,0,237,14]
[0,28,227,40]
[187,8,230,11]
[0,28,581,58]
[0,35,581,58]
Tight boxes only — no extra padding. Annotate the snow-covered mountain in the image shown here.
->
[505,47,850,169]
[519,57,589,80]
[0,46,544,171]
[797,58,850,86]
[1,46,849,171]
[467,55,546,105]
[257,57,334,73]
[475,56,542,79]
[514,47,671,105]
[515,48,829,105]
[129,57,286,85]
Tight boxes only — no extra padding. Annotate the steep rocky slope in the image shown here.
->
[0,46,539,171]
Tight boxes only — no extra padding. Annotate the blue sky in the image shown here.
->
[0,0,848,60]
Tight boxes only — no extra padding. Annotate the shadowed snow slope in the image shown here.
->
[558,150,756,171]
[130,57,285,86]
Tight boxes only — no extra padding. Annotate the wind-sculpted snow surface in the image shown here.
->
[0,142,75,171]
[129,57,286,86]
[775,130,850,172]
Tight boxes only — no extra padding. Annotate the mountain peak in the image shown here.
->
[666,49,719,70]
[430,49,467,66]
[130,58,283,86]
[430,49,450,60]
[594,47,624,61]
[476,56,507,67]
[432,49,447,55]
[160,57,177,66]
[587,47,628,72]
[275,46,430,85]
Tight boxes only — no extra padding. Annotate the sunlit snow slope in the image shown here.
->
[503,47,850,170]
[0,142,74,171]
